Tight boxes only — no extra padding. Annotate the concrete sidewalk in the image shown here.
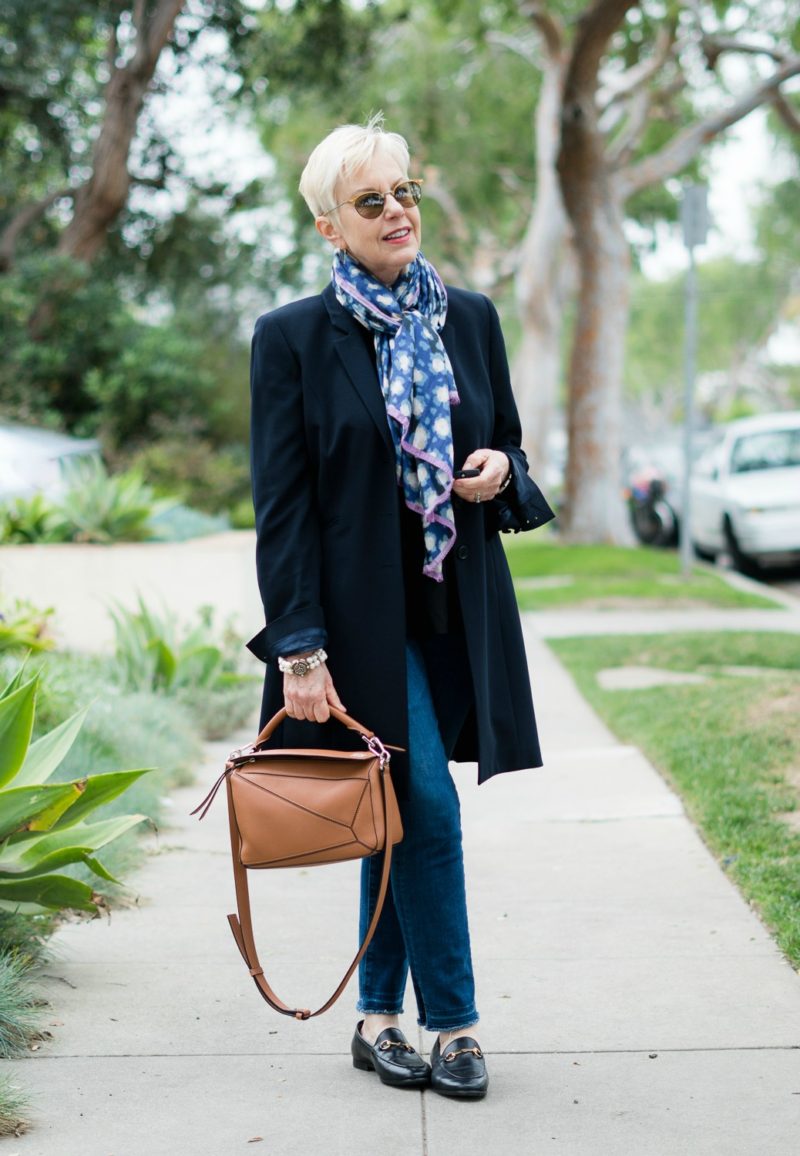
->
[9,617,800,1155]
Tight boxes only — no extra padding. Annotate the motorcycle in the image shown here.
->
[625,466,679,547]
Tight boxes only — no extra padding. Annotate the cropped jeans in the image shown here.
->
[357,638,478,1033]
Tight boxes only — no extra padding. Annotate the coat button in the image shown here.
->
[456,544,470,560]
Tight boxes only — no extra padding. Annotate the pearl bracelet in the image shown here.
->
[278,648,328,677]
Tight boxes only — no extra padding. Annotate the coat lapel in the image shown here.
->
[322,284,394,454]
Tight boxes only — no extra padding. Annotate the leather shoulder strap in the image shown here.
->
[225,763,399,1019]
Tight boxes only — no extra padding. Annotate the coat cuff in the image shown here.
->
[246,606,327,664]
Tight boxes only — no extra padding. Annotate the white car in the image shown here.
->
[0,424,101,502]
[689,412,800,569]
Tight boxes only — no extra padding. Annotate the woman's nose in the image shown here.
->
[383,192,404,216]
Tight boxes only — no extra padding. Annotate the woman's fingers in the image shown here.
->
[452,449,509,501]
[284,665,344,722]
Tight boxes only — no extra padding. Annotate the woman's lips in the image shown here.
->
[384,227,411,244]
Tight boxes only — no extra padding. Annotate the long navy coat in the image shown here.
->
[246,282,547,787]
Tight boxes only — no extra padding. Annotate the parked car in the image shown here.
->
[0,424,101,502]
[689,411,800,570]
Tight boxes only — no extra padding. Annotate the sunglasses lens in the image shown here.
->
[352,181,422,218]
[394,181,422,206]
[353,193,385,219]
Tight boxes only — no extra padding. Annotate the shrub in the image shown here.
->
[0,954,43,1058]
[110,599,259,738]
[125,437,251,516]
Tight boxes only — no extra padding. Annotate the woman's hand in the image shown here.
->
[452,449,510,504]
[283,662,345,723]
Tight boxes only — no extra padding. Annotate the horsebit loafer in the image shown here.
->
[351,1022,431,1088]
[430,1036,489,1099]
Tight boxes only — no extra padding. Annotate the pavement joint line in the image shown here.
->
[23,1045,800,1059]
[420,1078,429,1156]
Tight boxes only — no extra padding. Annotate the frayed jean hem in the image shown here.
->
[356,1001,405,1016]
[419,1012,480,1033]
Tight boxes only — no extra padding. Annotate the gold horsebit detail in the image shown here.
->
[379,1040,416,1053]
[444,1046,483,1062]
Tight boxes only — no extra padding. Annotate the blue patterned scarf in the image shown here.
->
[332,249,459,581]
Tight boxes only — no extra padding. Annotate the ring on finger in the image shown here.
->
[474,491,482,503]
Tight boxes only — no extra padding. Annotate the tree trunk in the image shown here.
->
[56,69,150,263]
[561,179,632,542]
[55,0,184,264]
[555,0,638,543]
[512,45,573,484]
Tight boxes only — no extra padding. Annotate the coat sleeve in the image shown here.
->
[248,312,327,663]
[484,295,557,533]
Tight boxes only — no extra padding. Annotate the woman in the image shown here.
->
[247,116,553,1100]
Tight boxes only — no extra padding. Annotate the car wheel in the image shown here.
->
[723,516,758,574]
[692,540,716,563]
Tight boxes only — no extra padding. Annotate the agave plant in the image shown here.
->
[51,458,175,545]
[0,599,54,655]
[0,493,70,545]
[0,667,151,914]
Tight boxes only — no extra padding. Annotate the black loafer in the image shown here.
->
[430,1036,488,1099]
[351,1022,431,1089]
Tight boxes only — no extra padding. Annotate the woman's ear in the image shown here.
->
[316,215,343,248]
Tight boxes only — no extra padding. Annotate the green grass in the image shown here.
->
[503,537,779,610]
[550,631,800,966]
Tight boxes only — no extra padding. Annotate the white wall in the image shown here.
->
[0,532,264,655]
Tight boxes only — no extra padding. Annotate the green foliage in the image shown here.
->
[0,598,54,654]
[552,631,800,966]
[0,954,43,1058]
[110,600,259,739]
[0,459,176,545]
[0,1066,30,1137]
[51,458,172,544]
[249,0,539,284]
[625,254,796,418]
[0,667,151,915]
[0,493,71,545]
[125,438,251,516]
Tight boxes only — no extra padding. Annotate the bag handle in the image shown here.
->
[252,705,377,748]
[225,756,400,1019]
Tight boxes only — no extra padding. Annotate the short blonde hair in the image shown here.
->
[299,113,411,218]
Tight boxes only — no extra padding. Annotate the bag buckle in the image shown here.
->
[363,733,391,768]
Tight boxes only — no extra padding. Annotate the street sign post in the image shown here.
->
[679,184,709,579]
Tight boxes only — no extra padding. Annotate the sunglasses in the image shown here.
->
[323,178,424,220]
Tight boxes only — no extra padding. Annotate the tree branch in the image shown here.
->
[772,90,800,135]
[132,0,184,75]
[0,188,75,272]
[598,20,677,111]
[620,55,800,197]
[566,0,640,96]
[485,30,538,68]
[701,36,787,71]
[519,1,565,61]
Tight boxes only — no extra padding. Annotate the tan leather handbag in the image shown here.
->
[193,706,403,1020]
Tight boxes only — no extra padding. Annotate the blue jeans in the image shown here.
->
[357,639,478,1032]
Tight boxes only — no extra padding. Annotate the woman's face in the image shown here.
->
[316,149,421,285]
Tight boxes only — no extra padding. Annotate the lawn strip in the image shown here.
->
[503,538,779,610]
[549,631,800,968]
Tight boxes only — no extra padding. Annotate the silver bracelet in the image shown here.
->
[498,466,512,493]
[278,648,327,677]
